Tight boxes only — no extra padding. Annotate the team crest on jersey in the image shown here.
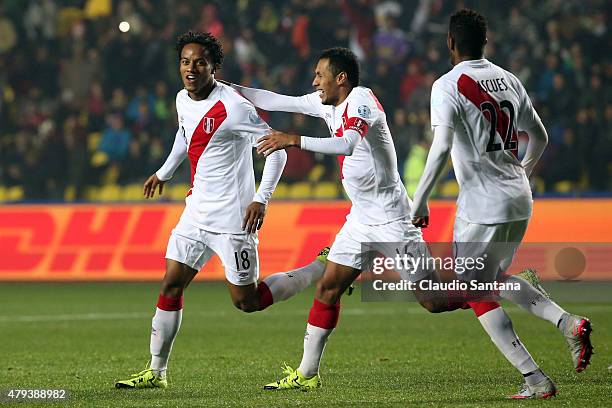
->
[203,117,215,134]
[357,105,371,118]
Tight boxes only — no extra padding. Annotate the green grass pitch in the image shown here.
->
[1,282,610,407]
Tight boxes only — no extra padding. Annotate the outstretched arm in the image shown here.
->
[228,83,322,117]
[256,129,361,157]
[411,125,454,227]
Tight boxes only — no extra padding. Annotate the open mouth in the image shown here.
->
[185,74,198,84]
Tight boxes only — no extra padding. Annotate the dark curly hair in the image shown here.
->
[449,9,487,58]
[176,31,224,73]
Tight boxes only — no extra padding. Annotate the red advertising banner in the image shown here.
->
[1,200,610,281]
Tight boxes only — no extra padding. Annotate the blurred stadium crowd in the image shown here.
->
[0,0,609,202]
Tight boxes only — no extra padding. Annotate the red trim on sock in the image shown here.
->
[307,299,340,329]
[156,294,183,311]
[258,281,273,311]
[468,301,500,317]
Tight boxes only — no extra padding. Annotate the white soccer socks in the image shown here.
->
[258,260,326,310]
[499,275,566,326]
[472,303,541,376]
[298,299,339,377]
[150,295,183,377]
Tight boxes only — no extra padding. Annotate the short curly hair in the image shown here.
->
[449,9,487,58]
[176,31,224,72]
[319,47,360,87]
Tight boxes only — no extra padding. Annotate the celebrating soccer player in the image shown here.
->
[114,31,333,389]
[410,9,593,399]
[227,47,452,390]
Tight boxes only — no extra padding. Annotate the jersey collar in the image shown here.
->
[454,58,490,70]
[334,86,358,110]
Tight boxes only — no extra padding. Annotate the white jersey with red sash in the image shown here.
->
[430,59,542,223]
[157,83,271,233]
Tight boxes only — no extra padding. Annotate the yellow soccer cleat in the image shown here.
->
[517,268,551,298]
[263,363,321,391]
[316,247,355,296]
[114,367,168,389]
[316,247,330,264]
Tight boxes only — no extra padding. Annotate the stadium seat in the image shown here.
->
[91,151,109,167]
[313,182,340,199]
[168,183,191,201]
[288,182,312,199]
[271,182,289,199]
[63,186,76,202]
[6,186,24,201]
[121,184,145,201]
[88,132,102,152]
[0,186,6,202]
[84,186,99,200]
[308,164,326,182]
[84,0,112,19]
[554,181,574,194]
[98,184,121,202]
[439,180,460,197]
[534,177,545,194]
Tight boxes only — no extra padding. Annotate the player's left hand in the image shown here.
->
[412,216,429,229]
[256,130,300,156]
[243,201,266,233]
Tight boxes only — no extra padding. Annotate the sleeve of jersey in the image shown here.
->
[155,127,187,181]
[231,84,323,117]
[430,80,458,130]
[515,79,542,130]
[253,149,287,205]
[410,125,454,218]
[300,129,361,156]
[233,103,272,146]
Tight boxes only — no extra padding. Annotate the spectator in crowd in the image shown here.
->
[99,113,131,163]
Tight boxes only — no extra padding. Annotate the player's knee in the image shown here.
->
[232,297,259,313]
[420,299,447,313]
[160,282,185,298]
[315,281,342,304]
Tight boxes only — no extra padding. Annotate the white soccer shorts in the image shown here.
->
[453,217,529,282]
[328,216,432,282]
[165,217,259,286]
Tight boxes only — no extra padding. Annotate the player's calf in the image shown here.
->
[227,282,261,313]
[413,278,470,313]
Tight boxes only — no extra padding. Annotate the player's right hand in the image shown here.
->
[143,173,165,198]
[411,216,429,229]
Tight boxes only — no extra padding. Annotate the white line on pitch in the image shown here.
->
[0,305,609,323]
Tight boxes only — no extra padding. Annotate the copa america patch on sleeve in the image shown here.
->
[357,105,371,118]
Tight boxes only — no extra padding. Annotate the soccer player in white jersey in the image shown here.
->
[225,47,451,390]
[114,32,332,389]
[411,9,592,399]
